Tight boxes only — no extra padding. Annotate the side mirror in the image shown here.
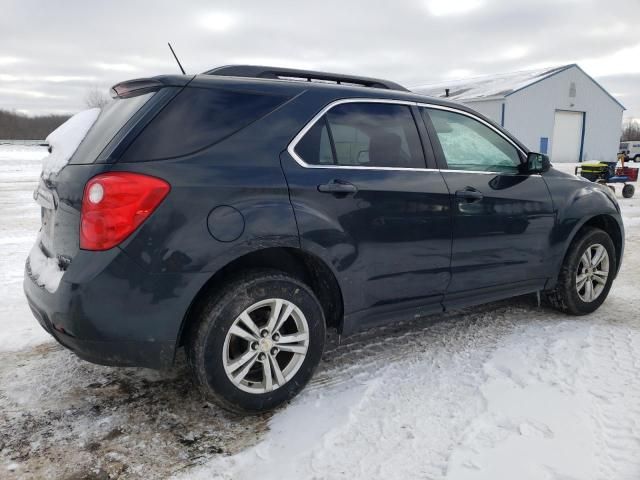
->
[524,152,551,174]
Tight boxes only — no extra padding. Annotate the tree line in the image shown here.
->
[0,87,110,140]
[621,119,640,142]
[0,109,71,140]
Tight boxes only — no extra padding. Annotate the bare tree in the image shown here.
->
[84,86,111,109]
[621,119,640,141]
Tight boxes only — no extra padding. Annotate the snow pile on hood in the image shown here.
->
[42,108,101,178]
[27,234,64,293]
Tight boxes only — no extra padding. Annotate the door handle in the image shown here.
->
[318,180,358,195]
[455,188,483,202]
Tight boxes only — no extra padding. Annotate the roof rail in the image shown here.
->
[203,65,409,92]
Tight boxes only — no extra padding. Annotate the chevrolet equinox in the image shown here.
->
[24,66,624,413]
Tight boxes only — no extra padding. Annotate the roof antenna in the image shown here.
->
[167,42,186,75]
[445,88,450,97]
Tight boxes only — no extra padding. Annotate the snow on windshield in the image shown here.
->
[42,108,100,179]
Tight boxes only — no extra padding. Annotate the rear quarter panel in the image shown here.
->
[114,99,310,274]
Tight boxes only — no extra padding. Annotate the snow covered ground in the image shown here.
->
[0,145,50,351]
[1,146,639,479]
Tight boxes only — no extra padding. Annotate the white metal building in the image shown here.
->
[413,64,625,162]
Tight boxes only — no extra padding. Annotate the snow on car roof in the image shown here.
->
[412,64,574,101]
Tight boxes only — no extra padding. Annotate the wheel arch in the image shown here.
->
[558,213,623,281]
[176,247,344,351]
[579,214,623,272]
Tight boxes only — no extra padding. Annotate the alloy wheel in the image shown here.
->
[576,243,609,303]
[222,298,309,394]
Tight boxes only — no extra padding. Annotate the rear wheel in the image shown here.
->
[187,270,326,414]
[622,184,635,198]
[546,227,616,315]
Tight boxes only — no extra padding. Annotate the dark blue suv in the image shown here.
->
[24,66,624,413]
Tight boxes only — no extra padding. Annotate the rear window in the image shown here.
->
[71,92,154,164]
[121,87,290,161]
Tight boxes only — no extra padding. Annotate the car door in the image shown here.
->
[420,106,556,308]
[281,100,451,331]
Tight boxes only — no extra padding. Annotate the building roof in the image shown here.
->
[412,64,574,101]
[412,64,625,109]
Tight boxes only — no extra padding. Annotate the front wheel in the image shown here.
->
[187,270,326,414]
[546,227,616,315]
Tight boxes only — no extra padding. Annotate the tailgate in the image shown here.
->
[29,89,161,271]
[33,179,58,257]
[31,164,102,271]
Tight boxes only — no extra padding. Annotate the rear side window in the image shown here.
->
[122,87,290,161]
[294,102,425,168]
[71,92,154,164]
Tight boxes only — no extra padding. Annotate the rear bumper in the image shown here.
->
[25,287,174,368]
[60,336,172,368]
[23,247,209,369]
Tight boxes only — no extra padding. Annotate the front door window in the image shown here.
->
[423,108,521,173]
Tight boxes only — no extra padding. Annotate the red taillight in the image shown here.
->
[80,172,170,251]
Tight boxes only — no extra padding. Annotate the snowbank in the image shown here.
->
[42,108,100,178]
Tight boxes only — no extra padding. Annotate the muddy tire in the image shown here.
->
[186,269,325,414]
[546,227,616,315]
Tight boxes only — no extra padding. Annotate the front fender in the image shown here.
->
[543,169,624,287]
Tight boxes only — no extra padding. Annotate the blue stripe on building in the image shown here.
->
[540,137,548,154]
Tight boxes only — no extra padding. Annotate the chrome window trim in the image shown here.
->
[286,97,529,174]
[287,98,434,172]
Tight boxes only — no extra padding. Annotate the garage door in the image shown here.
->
[551,111,584,163]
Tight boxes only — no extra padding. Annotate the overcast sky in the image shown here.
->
[1,0,639,121]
